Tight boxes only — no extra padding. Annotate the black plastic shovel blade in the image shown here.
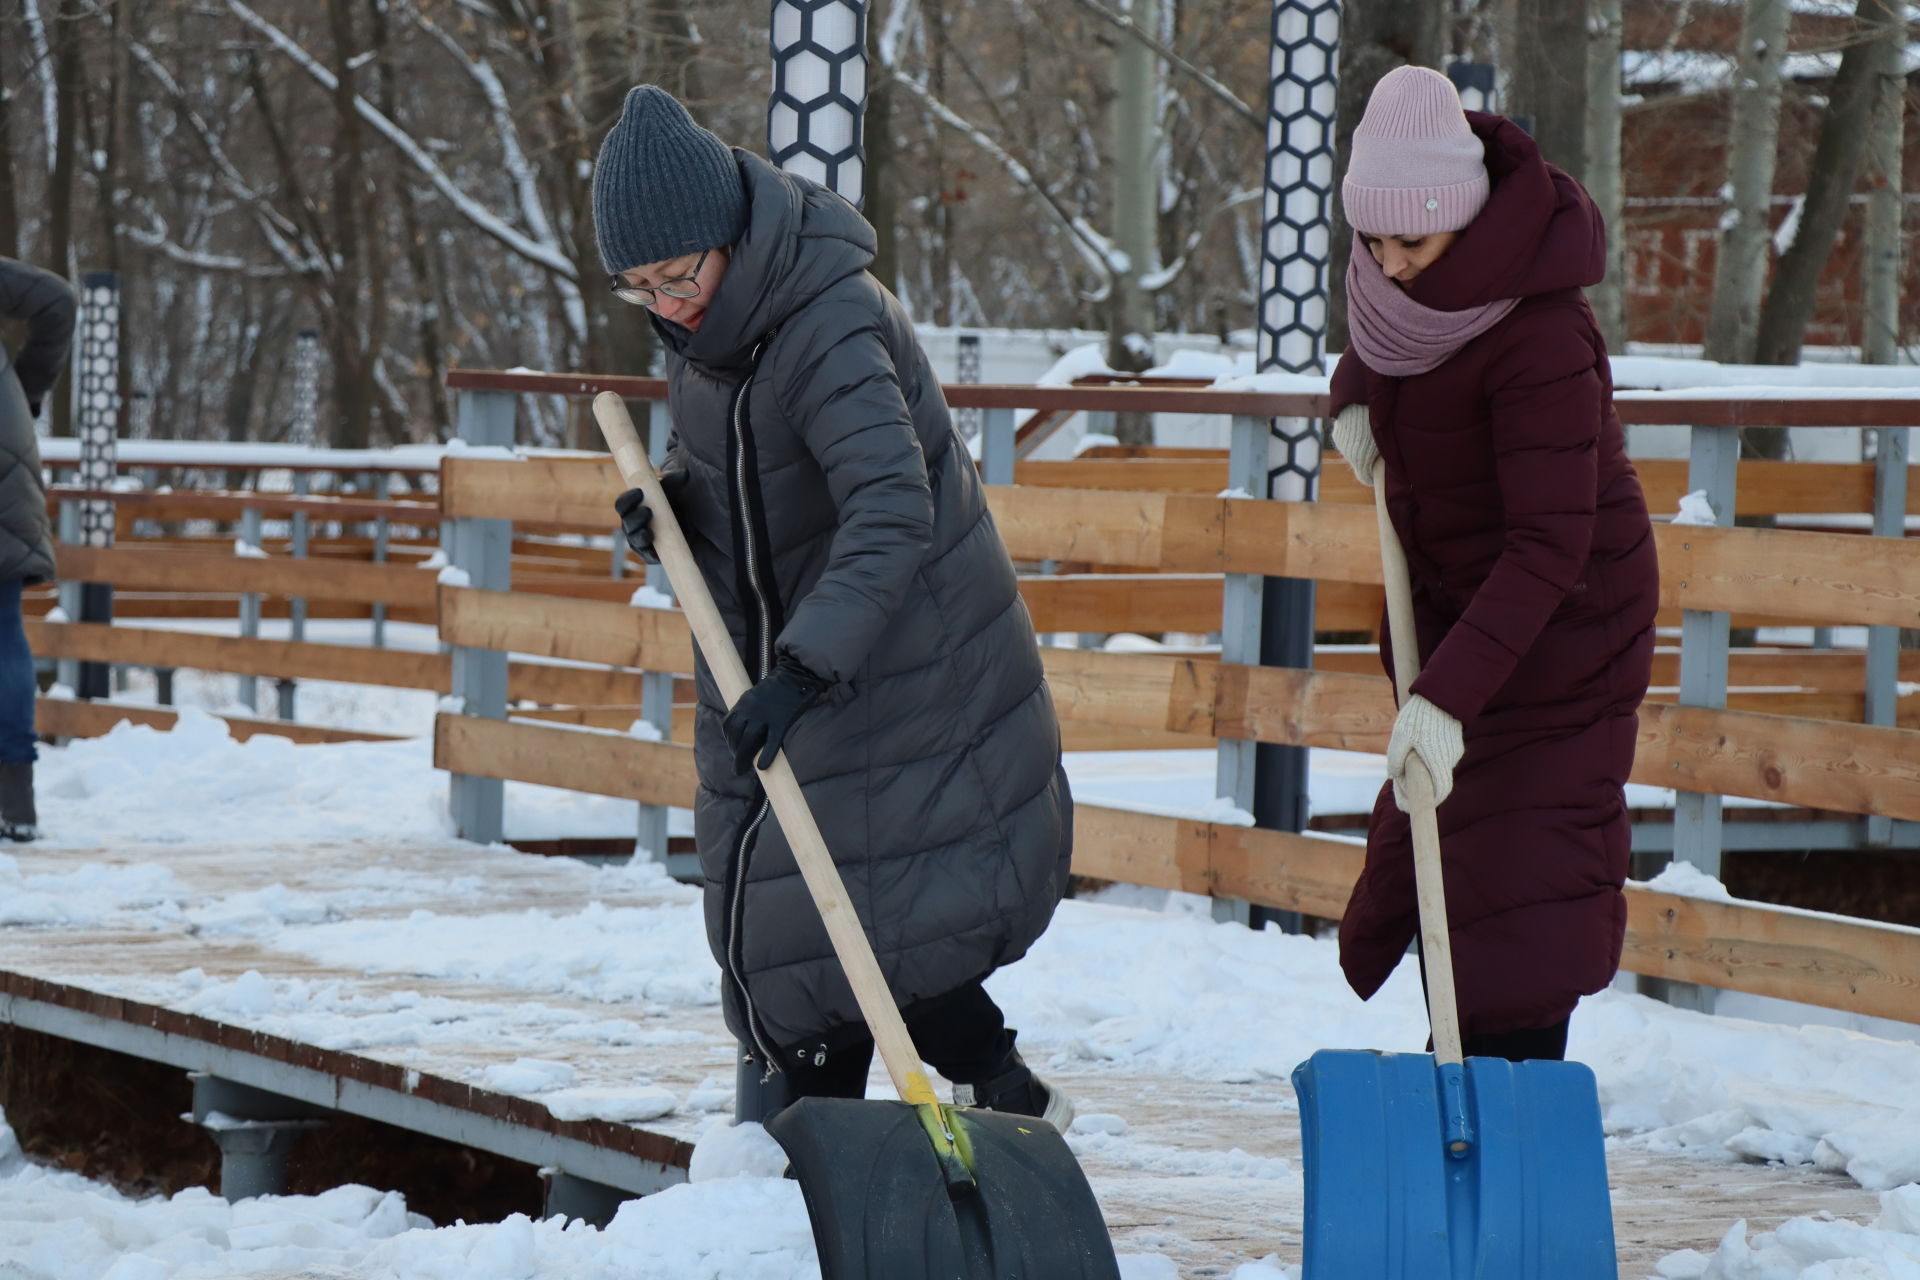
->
[767,1096,1121,1280]
[1292,1049,1616,1279]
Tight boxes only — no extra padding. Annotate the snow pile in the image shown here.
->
[1658,1185,1920,1280]
[1670,489,1720,527]
[1584,996,1920,1190]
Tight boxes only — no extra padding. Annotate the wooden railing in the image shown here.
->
[418,370,1920,1028]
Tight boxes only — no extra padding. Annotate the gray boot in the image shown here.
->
[0,762,37,841]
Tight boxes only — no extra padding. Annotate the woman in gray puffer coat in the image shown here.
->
[593,87,1073,1125]
[0,258,74,841]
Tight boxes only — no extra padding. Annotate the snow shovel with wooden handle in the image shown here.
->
[593,393,1119,1280]
[1288,479,1617,1279]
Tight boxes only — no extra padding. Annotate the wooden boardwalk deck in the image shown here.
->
[0,839,1882,1278]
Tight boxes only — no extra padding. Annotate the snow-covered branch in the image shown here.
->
[890,73,1121,285]
[227,0,579,281]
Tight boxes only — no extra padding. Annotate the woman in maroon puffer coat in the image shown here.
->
[1327,66,1659,1061]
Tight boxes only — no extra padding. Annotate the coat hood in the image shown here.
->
[653,151,877,371]
[1406,113,1606,312]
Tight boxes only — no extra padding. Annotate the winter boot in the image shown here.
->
[952,1050,1075,1132]
[0,762,37,842]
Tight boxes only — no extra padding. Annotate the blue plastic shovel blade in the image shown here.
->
[1292,1049,1616,1280]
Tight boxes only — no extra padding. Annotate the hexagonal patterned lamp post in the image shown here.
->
[767,0,869,208]
[1248,0,1341,929]
[73,272,120,699]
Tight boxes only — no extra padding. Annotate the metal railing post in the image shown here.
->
[1863,425,1910,848]
[371,472,390,649]
[237,507,263,712]
[980,407,1016,488]
[447,389,515,844]
[55,501,81,694]
[1656,422,1739,1014]
[637,400,678,876]
[278,473,310,720]
[1212,414,1268,928]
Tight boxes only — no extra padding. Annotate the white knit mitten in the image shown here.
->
[1330,404,1379,487]
[1386,693,1464,810]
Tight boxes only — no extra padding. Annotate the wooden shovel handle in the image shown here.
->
[592,393,939,1107]
[1374,480,1466,1067]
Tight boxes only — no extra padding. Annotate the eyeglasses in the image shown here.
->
[609,248,710,307]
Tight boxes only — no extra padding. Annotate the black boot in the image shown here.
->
[0,762,37,841]
[952,1050,1075,1131]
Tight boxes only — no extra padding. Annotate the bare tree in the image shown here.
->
[1702,0,1789,365]
[1858,5,1904,368]
[1107,0,1160,442]
[1510,0,1588,175]
[1584,0,1624,348]
[1328,0,1444,350]
[1752,0,1891,370]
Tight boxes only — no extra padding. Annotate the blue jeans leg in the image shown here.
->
[0,580,38,765]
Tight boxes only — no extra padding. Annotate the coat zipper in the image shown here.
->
[724,346,782,1073]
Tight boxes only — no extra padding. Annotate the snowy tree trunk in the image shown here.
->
[1753,0,1889,372]
[1859,11,1903,368]
[0,54,17,261]
[1328,0,1443,351]
[1584,0,1624,349]
[47,0,81,438]
[575,0,655,388]
[1702,0,1788,366]
[1511,0,1588,176]
[1109,0,1162,444]
[863,0,901,296]
[323,0,377,451]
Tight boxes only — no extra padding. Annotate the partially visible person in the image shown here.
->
[0,257,77,840]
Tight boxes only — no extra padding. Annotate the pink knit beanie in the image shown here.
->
[1341,65,1489,236]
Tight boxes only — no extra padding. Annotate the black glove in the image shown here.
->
[614,470,690,564]
[722,656,829,774]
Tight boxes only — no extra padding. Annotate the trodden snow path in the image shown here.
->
[0,834,1911,1277]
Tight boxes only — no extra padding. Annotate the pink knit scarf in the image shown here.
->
[1343,234,1519,376]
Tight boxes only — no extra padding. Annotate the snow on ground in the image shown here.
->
[8,678,1920,1277]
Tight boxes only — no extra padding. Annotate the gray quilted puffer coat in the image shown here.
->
[0,259,71,585]
[649,152,1072,1066]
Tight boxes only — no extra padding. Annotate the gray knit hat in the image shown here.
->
[592,86,748,275]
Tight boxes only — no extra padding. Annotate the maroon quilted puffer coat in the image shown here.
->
[1328,113,1659,1037]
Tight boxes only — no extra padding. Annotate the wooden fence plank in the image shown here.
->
[441,457,615,528]
[1623,891,1920,1025]
[1634,702,1920,822]
[1655,523,1920,627]
[27,621,449,691]
[37,697,402,745]
[1070,804,1920,1021]
[433,713,695,808]
[57,547,440,608]
[1019,575,1223,633]
[440,586,697,674]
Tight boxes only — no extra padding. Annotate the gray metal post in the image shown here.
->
[1213,414,1270,928]
[448,390,515,845]
[543,1171,632,1228]
[190,1074,328,1201]
[55,501,81,694]
[279,473,310,721]
[237,507,263,713]
[371,472,390,648]
[1658,423,1739,1014]
[1863,425,1909,848]
[953,334,983,444]
[981,407,1016,488]
[637,401,679,877]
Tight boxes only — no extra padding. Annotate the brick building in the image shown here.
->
[1617,0,1917,350]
